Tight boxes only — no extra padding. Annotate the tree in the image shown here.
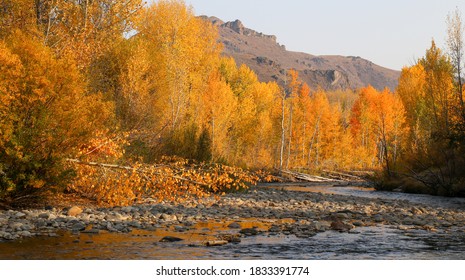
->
[0,31,112,196]
[201,71,238,162]
[447,7,465,119]
[350,86,406,172]
[136,0,221,152]
[420,41,455,137]
[395,41,465,194]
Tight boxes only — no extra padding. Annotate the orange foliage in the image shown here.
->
[68,157,260,206]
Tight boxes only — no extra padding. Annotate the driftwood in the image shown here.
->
[278,169,371,187]
[280,170,343,183]
[322,170,366,181]
[205,240,228,246]
[66,158,209,187]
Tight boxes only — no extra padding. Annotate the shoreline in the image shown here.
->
[1,185,464,242]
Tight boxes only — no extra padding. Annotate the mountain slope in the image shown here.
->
[202,16,400,91]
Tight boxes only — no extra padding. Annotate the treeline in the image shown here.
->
[1,0,465,200]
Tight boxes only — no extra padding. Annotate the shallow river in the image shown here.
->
[1,185,465,259]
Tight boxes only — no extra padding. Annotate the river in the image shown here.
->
[1,185,465,259]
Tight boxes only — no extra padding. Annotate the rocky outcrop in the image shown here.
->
[201,16,400,91]
[223,19,278,42]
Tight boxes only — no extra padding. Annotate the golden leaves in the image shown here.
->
[67,157,261,207]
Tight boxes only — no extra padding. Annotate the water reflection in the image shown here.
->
[1,223,465,259]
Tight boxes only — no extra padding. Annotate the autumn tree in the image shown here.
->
[350,86,406,173]
[133,0,221,160]
[396,41,465,194]
[447,7,465,120]
[200,70,238,162]
[0,31,111,196]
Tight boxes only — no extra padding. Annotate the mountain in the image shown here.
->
[202,16,400,91]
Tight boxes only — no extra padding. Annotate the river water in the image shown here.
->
[1,185,465,259]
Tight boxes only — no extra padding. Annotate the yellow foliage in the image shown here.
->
[67,157,260,206]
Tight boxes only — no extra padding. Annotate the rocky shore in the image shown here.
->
[1,185,464,242]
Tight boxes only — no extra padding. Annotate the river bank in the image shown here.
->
[1,184,465,243]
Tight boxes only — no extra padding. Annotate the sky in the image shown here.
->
[168,0,465,71]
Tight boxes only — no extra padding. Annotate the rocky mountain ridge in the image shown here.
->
[201,16,400,91]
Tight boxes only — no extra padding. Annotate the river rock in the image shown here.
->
[335,212,349,219]
[69,221,86,232]
[128,221,142,228]
[268,225,281,232]
[228,222,241,229]
[398,225,410,230]
[159,236,183,242]
[160,213,177,222]
[330,220,353,232]
[19,231,32,237]
[174,225,187,232]
[442,221,453,227]
[1,232,13,240]
[121,206,134,214]
[15,212,26,219]
[38,213,50,219]
[413,219,426,226]
[372,214,384,223]
[68,206,83,217]
[239,227,259,236]
[423,225,436,231]
[9,222,23,231]
[106,213,128,222]
[313,221,327,232]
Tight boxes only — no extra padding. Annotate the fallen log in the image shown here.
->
[280,170,343,183]
[322,170,365,181]
[66,158,209,187]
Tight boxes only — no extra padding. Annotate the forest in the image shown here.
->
[1,0,465,206]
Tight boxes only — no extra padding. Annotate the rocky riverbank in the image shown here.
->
[1,185,464,242]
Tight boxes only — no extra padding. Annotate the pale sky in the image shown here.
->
[150,0,465,71]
